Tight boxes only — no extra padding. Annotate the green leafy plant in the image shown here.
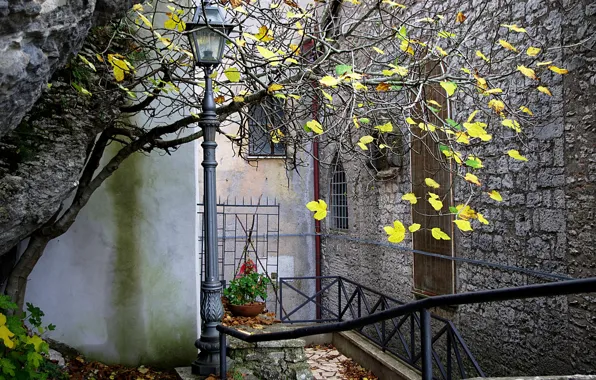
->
[0,295,66,380]
[223,260,271,306]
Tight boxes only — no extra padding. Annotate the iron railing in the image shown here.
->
[217,277,596,380]
[278,276,483,380]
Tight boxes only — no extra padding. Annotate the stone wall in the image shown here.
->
[319,0,596,377]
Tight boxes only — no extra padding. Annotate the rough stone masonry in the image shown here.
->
[319,0,595,376]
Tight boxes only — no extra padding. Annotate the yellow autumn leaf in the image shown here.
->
[320,76,339,87]
[440,81,457,97]
[537,86,552,96]
[357,135,374,150]
[435,46,448,56]
[477,213,489,225]
[400,40,414,55]
[476,50,489,62]
[467,110,479,122]
[137,13,153,29]
[352,82,368,91]
[405,117,416,125]
[502,119,521,132]
[306,120,323,134]
[431,227,451,240]
[517,65,537,80]
[373,46,385,54]
[507,149,528,161]
[224,67,241,83]
[427,100,442,108]
[526,46,541,56]
[464,172,481,186]
[456,204,477,220]
[428,194,443,211]
[549,65,569,74]
[488,190,503,202]
[306,200,327,220]
[483,88,503,95]
[384,220,406,243]
[453,219,473,232]
[132,3,143,11]
[475,76,488,90]
[255,25,274,42]
[464,121,492,141]
[401,193,418,204]
[501,24,526,33]
[376,82,390,92]
[408,223,421,233]
[257,46,279,65]
[498,39,518,52]
[267,83,284,92]
[455,132,470,145]
[487,99,505,113]
[233,96,244,102]
[537,61,553,66]
[425,178,440,188]
[375,122,393,133]
[520,106,533,116]
[0,313,15,349]
[456,11,466,23]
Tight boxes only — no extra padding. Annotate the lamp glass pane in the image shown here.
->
[195,28,224,64]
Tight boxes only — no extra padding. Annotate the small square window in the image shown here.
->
[248,98,286,157]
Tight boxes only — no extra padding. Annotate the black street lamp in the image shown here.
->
[187,1,234,376]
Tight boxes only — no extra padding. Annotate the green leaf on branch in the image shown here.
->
[335,64,352,75]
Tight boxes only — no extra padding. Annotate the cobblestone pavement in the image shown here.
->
[305,346,348,380]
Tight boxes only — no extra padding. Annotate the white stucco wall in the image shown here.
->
[25,134,199,367]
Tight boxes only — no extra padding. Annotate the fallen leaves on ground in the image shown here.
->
[340,358,378,380]
[65,357,179,380]
[221,311,280,328]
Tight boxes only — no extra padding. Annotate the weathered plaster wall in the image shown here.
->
[320,0,595,376]
[212,131,317,320]
[24,119,199,367]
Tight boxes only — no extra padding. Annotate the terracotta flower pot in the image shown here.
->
[228,302,265,317]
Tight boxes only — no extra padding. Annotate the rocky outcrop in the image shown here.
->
[0,78,120,256]
[0,0,133,138]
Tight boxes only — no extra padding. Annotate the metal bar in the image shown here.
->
[451,330,467,379]
[381,297,386,352]
[217,277,596,343]
[279,278,284,320]
[450,322,485,377]
[447,328,452,380]
[410,313,416,363]
[338,277,342,321]
[281,279,339,320]
[219,330,227,378]
[421,309,432,380]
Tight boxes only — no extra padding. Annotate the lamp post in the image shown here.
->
[187,2,234,376]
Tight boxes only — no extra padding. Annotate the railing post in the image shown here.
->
[279,279,284,321]
[338,277,342,321]
[447,329,452,380]
[421,308,432,380]
[219,330,227,378]
[410,314,415,364]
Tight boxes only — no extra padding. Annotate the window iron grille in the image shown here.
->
[248,98,286,157]
[330,157,349,230]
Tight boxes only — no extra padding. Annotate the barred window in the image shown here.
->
[330,157,349,230]
[248,98,286,157]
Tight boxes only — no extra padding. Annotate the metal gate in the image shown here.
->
[197,196,280,286]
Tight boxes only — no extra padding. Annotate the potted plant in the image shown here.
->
[223,259,271,317]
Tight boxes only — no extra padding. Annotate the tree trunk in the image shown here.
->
[4,233,51,314]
